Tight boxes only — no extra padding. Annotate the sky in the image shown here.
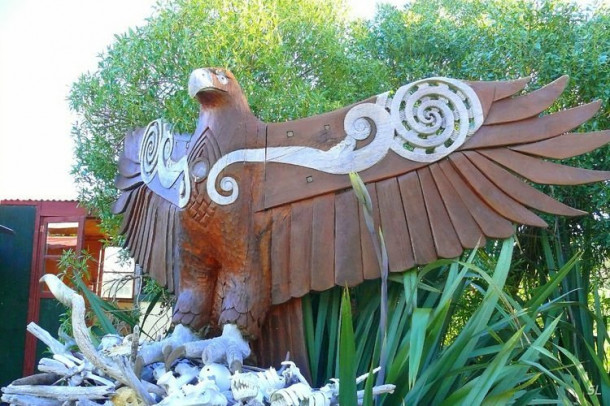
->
[0,0,404,201]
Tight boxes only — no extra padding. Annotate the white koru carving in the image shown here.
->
[205,77,483,206]
[387,77,483,162]
[140,120,191,208]
[207,102,392,205]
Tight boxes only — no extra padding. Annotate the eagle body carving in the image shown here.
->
[114,68,610,367]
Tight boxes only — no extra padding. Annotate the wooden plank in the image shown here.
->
[334,190,363,287]
[124,128,144,161]
[510,130,610,159]
[289,200,313,298]
[418,167,463,258]
[310,194,335,291]
[167,205,176,292]
[118,154,141,178]
[140,196,158,279]
[267,105,350,149]
[113,190,133,215]
[480,148,610,185]
[484,76,568,125]
[255,300,311,381]
[429,164,485,249]
[438,160,514,239]
[467,81,495,117]
[150,200,169,287]
[271,207,291,304]
[133,192,153,266]
[464,151,584,216]
[398,172,437,265]
[147,199,168,287]
[376,178,415,272]
[449,153,547,227]
[462,101,602,150]
[262,153,427,211]
[467,77,530,101]
[121,188,143,241]
[360,183,381,280]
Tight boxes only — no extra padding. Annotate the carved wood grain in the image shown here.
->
[289,200,313,299]
[450,153,547,227]
[484,76,568,124]
[167,204,177,292]
[360,183,381,280]
[462,101,602,150]
[398,172,437,265]
[375,178,414,272]
[510,130,610,159]
[437,160,514,239]
[480,148,610,185]
[334,190,363,287]
[271,208,291,304]
[310,194,335,292]
[464,151,585,216]
[418,167,463,258]
[255,298,310,381]
[429,164,485,248]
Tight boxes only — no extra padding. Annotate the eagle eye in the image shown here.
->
[216,73,228,85]
[191,158,209,182]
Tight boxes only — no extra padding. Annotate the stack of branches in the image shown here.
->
[1,275,394,405]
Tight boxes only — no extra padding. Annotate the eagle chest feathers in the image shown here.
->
[114,67,610,367]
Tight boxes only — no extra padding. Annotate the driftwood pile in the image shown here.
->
[1,275,394,405]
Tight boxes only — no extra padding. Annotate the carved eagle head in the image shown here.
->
[188,68,248,111]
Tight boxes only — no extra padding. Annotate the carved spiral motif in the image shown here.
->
[139,119,191,208]
[345,115,373,142]
[389,77,483,162]
[140,121,162,182]
[205,77,483,206]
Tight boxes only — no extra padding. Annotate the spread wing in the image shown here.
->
[112,123,187,293]
[262,76,610,305]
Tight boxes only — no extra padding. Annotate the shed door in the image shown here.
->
[33,217,85,363]
[0,205,36,387]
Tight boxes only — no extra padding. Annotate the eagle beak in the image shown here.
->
[188,68,215,98]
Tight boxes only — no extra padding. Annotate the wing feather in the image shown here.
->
[360,183,382,280]
[464,151,585,216]
[118,155,141,179]
[309,195,335,292]
[376,178,415,272]
[480,148,610,184]
[463,101,602,149]
[334,190,364,286]
[510,130,610,159]
[270,207,291,304]
[398,172,438,264]
[113,129,180,293]
[449,153,548,227]
[484,76,568,124]
[289,200,313,298]
[437,160,515,239]
[418,167,463,258]
[429,164,485,248]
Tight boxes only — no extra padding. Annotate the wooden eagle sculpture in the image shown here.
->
[114,67,610,368]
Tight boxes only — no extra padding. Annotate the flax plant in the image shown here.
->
[304,173,606,405]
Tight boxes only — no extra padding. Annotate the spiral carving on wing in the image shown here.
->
[389,77,483,162]
[139,119,191,208]
[205,77,483,206]
[140,120,161,183]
